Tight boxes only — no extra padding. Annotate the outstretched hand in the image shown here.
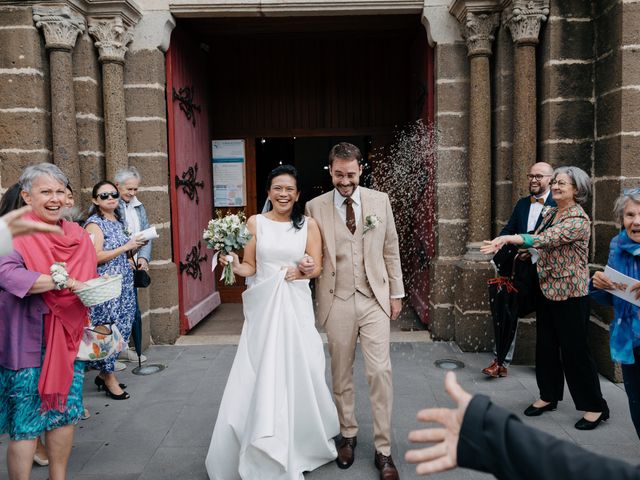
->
[2,205,62,237]
[405,372,473,476]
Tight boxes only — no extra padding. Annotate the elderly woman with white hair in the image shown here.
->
[591,188,640,439]
[114,166,152,364]
[481,166,608,431]
[0,163,96,480]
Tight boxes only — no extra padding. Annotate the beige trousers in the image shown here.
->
[325,291,393,456]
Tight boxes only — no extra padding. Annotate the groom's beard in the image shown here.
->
[336,184,357,197]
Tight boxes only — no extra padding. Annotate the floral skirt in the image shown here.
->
[0,360,85,440]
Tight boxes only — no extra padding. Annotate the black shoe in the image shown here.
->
[94,376,126,391]
[524,401,557,417]
[336,436,357,469]
[103,385,130,400]
[575,410,610,430]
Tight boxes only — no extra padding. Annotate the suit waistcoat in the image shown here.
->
[333,210,373,300]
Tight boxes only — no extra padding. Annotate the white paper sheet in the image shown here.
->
[134,226,158,241]
[603,265,640,307]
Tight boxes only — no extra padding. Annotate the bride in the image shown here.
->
[205,165,339,479]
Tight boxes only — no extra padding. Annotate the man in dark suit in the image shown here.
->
[482,162,555,378]
[405,372,640,479]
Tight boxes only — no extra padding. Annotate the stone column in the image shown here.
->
[453,11,499,351]
[505,1,549,201]
[464,12,499,246]
[32,6,84,190]
[88,17,133,181]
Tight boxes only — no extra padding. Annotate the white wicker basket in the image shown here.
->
[75,274,123,307]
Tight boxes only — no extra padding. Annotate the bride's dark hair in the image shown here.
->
[265,164,305,230]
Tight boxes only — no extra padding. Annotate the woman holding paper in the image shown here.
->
[85,181,146,400]
[481,166,608,431]
[115,167,154,364]
[591,188,640,438]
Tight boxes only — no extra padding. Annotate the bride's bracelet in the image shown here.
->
[50,262,70,290]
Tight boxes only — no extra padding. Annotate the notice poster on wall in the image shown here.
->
[212,139,246,207]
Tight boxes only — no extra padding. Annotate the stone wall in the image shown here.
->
[428,41,469,342]
[0,6,51,190]
[124,47,179,345]
[589,0,640,381]
[0,2,179,348]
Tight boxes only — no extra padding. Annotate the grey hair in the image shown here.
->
[553,166,591,205]
[114,166,141,184]
[613,189,640,224]
[19,163,68,193]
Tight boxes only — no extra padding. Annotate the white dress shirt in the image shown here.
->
[333,187,362,226]
[526,189,550,264]
[526,190,550,233]
[122,196,143,234]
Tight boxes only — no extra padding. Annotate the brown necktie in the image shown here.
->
[344,198,356,234]
[530,196,544,204]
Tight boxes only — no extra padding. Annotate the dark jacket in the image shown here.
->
[458,395,640,480]
[500,193,556,236]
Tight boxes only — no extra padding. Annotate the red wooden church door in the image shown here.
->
[167,27,220,333]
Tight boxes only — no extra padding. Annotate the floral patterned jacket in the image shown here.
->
[521,204,591,301]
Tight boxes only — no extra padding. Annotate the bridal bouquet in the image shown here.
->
[203,211,252,285]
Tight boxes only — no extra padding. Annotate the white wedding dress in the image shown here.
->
[205,215,339,480]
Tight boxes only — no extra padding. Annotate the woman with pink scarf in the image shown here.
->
[0,163,97,480]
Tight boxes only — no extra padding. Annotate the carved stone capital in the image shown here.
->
[88,16,133,64]
[33,5,85,51]
[462,11,500,57]
[505,0,550,45]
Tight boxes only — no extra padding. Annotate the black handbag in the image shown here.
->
[133,261,151,288]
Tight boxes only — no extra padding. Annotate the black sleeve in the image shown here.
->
[458,395,640,480]
[499,199,523,236]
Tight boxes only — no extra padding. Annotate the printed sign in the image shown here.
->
[212,139,246,207]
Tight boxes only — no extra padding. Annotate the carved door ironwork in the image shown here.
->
[167,27,220,334]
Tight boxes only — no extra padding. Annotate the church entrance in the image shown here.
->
[167,12,434,333]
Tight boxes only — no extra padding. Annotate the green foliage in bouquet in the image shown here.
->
[203,211,253,285]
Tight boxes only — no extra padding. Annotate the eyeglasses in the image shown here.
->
[97,191,120,200]
[624,188,640,196]
[550,180,573,187]
[527,174,552,181]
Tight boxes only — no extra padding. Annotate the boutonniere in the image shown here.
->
[123,226,132,237]
[541,206,552,217]
[363,214,381,233]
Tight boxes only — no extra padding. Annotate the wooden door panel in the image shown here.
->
[167,27,220,332]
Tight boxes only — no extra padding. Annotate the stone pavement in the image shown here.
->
[1,341,638,480]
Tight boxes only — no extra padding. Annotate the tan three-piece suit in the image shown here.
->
[305,186,404,456]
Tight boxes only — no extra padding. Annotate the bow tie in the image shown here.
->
[530,196,545,205]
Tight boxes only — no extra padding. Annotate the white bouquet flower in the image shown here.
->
[203,211,253,285]
[50,262,69,290]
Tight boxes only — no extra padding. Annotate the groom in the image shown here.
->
[304,142,404,480]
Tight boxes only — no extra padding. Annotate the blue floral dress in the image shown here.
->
[85,214,135,374]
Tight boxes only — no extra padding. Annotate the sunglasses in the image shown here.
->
[624,188,640,196]
[97,191,120,200]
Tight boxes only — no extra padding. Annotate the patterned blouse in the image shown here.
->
[521,205,591,301]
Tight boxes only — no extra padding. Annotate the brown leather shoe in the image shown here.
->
[336,436,357,469]
[482,360,507,378]
[374,452,399,480]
